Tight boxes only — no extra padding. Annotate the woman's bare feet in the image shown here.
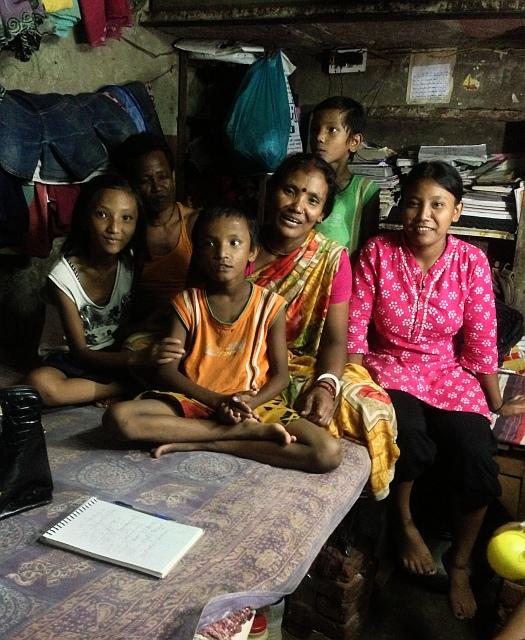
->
[398,520,437,576]
[442,550,477,620]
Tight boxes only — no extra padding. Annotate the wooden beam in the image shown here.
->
[176,49,188,202]
[145,1,525,26]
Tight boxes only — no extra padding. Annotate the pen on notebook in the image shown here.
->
[113,501,174,521]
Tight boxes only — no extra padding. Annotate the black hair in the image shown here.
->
[312,96,367,135]
[191,205,259,249]
[401,161,464,204]
[188,205,258,286]
[268,152,337,218]
[62,174,146,260]
[110,132,175,178]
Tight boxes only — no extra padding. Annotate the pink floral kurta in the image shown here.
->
[347,232,498,418]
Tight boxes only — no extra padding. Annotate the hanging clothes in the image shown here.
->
[43,0,73,10]
[0,85,138,181]
[43,0,81,38]
[99,82,164,136]
[0,1,45,61]
[0,168,29,247]
[15,183,80,257]
[78,0,132,47]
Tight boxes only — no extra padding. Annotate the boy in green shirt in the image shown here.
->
[310,96,380,260]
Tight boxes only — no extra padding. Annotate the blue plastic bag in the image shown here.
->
[225,52,291,173]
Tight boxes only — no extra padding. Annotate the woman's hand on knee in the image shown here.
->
[298,387,336,427]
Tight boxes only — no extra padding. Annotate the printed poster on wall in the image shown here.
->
[406,51,456,104]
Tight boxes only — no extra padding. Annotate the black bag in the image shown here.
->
[0,385,53,519]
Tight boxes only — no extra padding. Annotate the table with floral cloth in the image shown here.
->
[0,404,371,640]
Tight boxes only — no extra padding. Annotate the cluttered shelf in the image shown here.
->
[359,143,525,317]
[357,143,524,245]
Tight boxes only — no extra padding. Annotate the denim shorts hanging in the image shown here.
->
[0,86,138,181]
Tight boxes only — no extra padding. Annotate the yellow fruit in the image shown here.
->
[487,530,525,580]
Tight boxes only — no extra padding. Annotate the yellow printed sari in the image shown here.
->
[249,230,399,499]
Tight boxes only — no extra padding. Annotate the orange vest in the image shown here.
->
[138,203,193,308]
[173,285,286,394]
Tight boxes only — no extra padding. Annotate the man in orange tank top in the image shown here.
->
[113,133,198,333]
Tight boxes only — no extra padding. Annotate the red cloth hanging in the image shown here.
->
[78,0,132,47]
[16,183,80,257]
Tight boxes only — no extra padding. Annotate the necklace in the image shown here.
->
[261,230,297,257]
[263,242,293,257]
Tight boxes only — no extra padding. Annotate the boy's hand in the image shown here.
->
[215,392,259,424]
[151,337,185,365]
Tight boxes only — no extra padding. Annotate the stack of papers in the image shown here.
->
[461,190,517,232]
[173,39,265,65]
[418,144,488,167]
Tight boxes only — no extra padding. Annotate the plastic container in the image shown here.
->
[267,599,284,640]
[248,612,269,639]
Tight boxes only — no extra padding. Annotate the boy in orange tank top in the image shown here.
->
[104,206,342,473]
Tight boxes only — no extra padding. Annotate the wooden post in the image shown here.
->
[176,49,188,202]
[257,174,268,225]
[513,195,525,318]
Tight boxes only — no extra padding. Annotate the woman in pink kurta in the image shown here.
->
[348,161,525,621]
[348,231,497,418]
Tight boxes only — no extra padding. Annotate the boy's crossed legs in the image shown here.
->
[103,397,342,474]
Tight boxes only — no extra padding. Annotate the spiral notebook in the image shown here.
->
[40,497,204,578]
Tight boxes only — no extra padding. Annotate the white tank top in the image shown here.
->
[46,256,133,350]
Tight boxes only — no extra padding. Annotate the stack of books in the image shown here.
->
[418,144,488,187]
[396,157,416,175]
[461,155,525,231]
[351,146,400,220]
[460,190,517,232]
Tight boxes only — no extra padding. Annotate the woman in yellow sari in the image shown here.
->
[247,154,399,499]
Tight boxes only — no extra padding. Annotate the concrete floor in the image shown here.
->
[283,561,501,640]
[281,510,508,640]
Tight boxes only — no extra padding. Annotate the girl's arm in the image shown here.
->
[460,252,525,416]
[241,307,289,408]
[53,284,152,370]
[347,239,377,366]
[155,313,227,410]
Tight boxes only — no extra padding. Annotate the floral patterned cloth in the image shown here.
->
[248,230,399,500]
[348,232,499,419]
[0,404,370,640]
[0,1,44,61]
